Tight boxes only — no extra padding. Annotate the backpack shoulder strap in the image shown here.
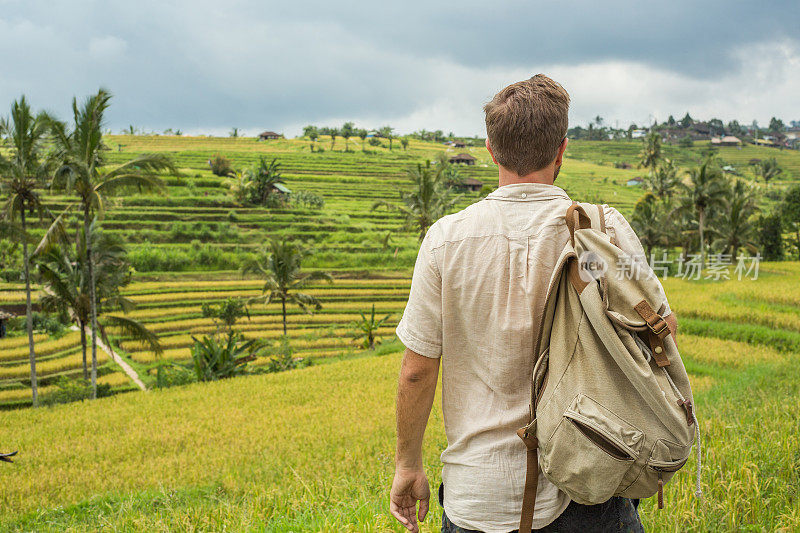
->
[517,429,539,532]
[573,201,607,235]
[596,204,607,234]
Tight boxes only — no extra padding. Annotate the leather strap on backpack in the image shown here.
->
[634,299,671,367]
[597,204,606,234]
[566,202,592,246]
[517,427,539,532]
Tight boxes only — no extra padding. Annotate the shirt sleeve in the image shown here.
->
[603,206,672,317]
[395,223,443,358]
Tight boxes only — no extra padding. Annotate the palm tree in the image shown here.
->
[712,179,759,257]
[246,157,285,205]
[379,126,395,151]
[358,129,368,151]
[630,193,666,259]
[0,96,53,407]
[352,304,392,350]
[242,238,333,335]
[645,159,680,199]
[752,158,782,187]
[49,88,178,399]
[37,224,162,379]
[780,185,800,260]
[303,125,319,152]
[341,122,355,152]
[436,151,463,187]
[679,159,728,267]
[373,160,460,241]
[639,132,662,175]
[308,129,319,152]
[328,128,339,150]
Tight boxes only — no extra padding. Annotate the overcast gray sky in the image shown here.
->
[2,0,798,137]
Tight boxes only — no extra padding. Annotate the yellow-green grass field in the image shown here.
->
[1,266,800,531]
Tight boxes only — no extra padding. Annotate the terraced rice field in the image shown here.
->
[0,136,659,407]
[116,277,411,369]
[2,137,799,411]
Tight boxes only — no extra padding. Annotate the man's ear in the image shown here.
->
[554,137,569,166]
[485,138,499,165]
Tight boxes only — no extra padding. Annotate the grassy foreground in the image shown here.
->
[2,269,800,531]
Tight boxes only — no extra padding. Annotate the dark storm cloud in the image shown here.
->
[0,0,797,134]
[274,0,799,77]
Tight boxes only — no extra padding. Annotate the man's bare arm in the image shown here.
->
[395,348,440,468]
[390,348,440,533]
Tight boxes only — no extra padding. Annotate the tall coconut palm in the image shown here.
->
[753,158,782,187]
[638,132,662,175]
[49,89,177,399]
[679,158,728,267]
[373,160,460,241]
[712,179,759,257]
[630,193,666,259]
[645,159,680,199]
[436,151,463,187]
[0,96,53,407]
[37,224,162,378]
[242,238,333,335]
[780,185,800,260]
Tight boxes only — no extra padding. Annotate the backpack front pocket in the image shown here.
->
[541,394,643,505]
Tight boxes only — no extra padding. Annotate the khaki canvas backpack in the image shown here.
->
[516,203,701,532]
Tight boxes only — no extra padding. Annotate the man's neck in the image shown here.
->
[497,165,556,187]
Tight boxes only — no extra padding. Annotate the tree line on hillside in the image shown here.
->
[300,124,406,152]
[631,132,800,264]
[299,123,484,153]
[569,113,798,148]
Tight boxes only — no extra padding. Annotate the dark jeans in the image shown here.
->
[438,483,644,533]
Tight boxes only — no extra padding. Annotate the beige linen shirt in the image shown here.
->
[395,182,671,532]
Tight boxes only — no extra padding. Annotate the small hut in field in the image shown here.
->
[258,131,282,140]
[457,177,484,192]
[711,136,742,147]
[449,153,476,165]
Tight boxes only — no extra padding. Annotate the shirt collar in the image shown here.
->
[484,182,571,202]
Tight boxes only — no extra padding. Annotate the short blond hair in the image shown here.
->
[484,74,570,176]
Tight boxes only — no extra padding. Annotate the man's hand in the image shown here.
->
[392,349,438,532]
[390,467,430,533]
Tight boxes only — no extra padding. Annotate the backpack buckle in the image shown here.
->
[516,426,538,450]
[648,318,670,339]
[634,300,670,339]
